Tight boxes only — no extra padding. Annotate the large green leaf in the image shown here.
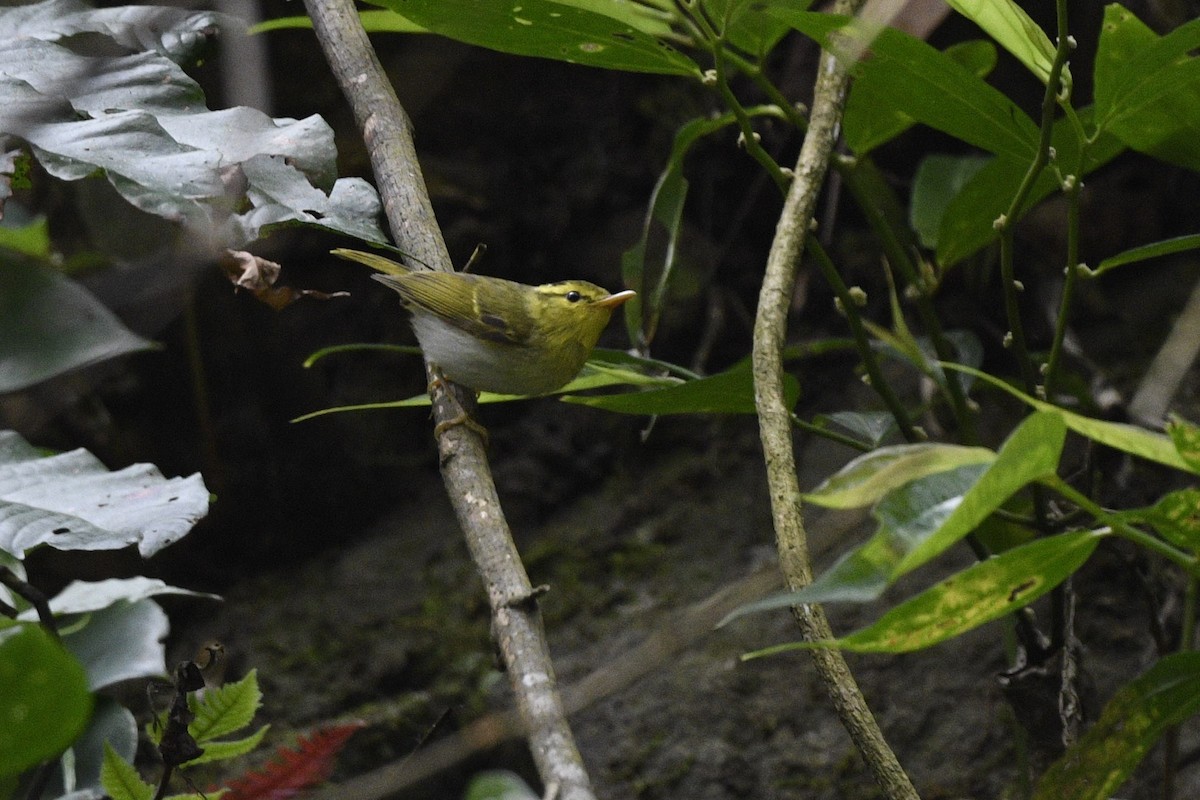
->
[804,442,996,509]
[724,412,1065,618]
[0,429,211,558]
[944,364,1195,473]
[936,110,1125,266]
[0,0,386,247]
[1034,651,1200,800]
[1094,6,1200,171]
[844,39,998,155]
[774,11,1039,160]
[365,0,700,76]
[0,624,93,779]
[942,0,1061,87]
[562,357,799,415]
[748,529,1102,656]
[0,257,156,393]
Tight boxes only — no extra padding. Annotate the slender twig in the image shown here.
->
[995,0,1075,398]
[0,567,56,637]
[300,2,594,797]
[750,1,920,796]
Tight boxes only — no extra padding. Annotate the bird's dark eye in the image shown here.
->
[566,290,582,303]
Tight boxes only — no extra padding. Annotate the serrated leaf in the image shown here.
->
[184,724,269,766]
[0,258,157,393]
[747,529,1102,656]
[100,742,154,800]
[775,11,1039,159]
[0,430,210,559]
[805,442,995,509]
[366,0,699,76]
[1034,651,1200,800]
[189,670,261,743]
[219,721,365,799]
[0,624,93,778]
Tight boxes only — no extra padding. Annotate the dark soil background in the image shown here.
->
[8,2,1200,798]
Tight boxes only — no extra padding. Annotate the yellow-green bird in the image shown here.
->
[333,248,636,396]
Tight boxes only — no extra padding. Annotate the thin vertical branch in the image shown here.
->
[299,1,594,797]
[750,2,919,797]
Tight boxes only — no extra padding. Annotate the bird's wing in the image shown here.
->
[378,272,535,346]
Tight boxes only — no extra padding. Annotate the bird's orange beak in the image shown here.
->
[596,290,636,309]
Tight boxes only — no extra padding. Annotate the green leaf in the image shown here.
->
[0,624,93,779]
[1034,651,1200,800]
[622,107,785,347]
[943,364,1195,473]
[728,412,1065,618]
[909,154,989,250]
[942,0,1063,87]
[804,442,996,509]
[0,429,211,559]
[365,0,700,76]
[747,529,1102,657]
[101,741,155,800]
[0,214,50,258]
[844,39,998,154]
[936,109,1125,266]
[562,358,797,415]
[1131,488,1200,552]
[707,0,794,59]
[775,11,1039,159]
[1094,6,1200,171]
[816,411,897,447]
[251,9,427,34]
[0,257,157,393]
[189,669,262,743]
[1167,415,1200,473]
[183,724,269,766]
[466,770,541,800]
[1091,233,1200,277]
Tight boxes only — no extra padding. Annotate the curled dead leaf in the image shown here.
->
[220,250,349,310]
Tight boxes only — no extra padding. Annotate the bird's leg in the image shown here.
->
[427,367,489,447]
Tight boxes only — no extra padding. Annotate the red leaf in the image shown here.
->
[218,721,366,800]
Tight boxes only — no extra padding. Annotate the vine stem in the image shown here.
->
[300,1,594,797]
[750,2,920,797]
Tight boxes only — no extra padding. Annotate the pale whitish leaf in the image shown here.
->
[0,430,210,559]
[63,599,169,690]
[0,257,156,393]
[0,3,386,248]
[21,577,220,620]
